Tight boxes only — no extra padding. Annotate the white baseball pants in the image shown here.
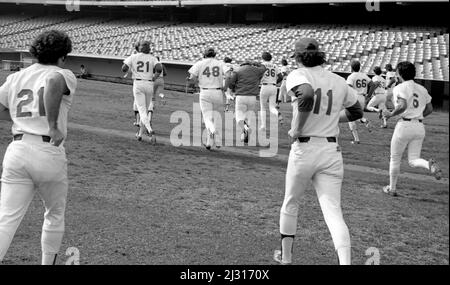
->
[133,80,154,134]
[367,93,387,112]
[199,89,223,135]
[280,138,351,255]
[259,84,278,129]
[235,96,256,125]
[0,135,68,262]
[389,120,430,191]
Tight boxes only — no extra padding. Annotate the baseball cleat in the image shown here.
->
[278,113,284,125]
[351,140,360,145]
[383,185,397,197]
[273,250,291,265]
[135,130,143,141]
[133,122,139,127]
[360,117,371,132]
[429,159,442,180]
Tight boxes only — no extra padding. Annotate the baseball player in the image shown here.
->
[0,30,77,264]
[346,60,371,144]
[187,47,225,150]
[223,57,236,112]
[226,60,266,143]
[384,63,397,109]
[122,40,161,144]
[274,38,363,265]
[259,52,284,131]
[366,66,388,128]
[382,61,442,196]
[153,56,167,106]
[278,58,291,104]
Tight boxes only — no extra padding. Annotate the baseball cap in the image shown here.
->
[290,38,320,58]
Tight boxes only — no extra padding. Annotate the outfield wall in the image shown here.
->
[1,51,448,111]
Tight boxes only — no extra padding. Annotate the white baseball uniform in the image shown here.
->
[385,70,397,107]
[223,62,235,101]
[259,61,280,129]
[367,75,387,112]
[280,66,358,264]
[0,63,77,262]
[388,80,433,191]
[188,58,224,135]
[123,52,159,133]
[279,65,291,103]
[346,72,371,136]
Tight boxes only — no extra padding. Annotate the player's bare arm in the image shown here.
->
[384,97,407,119]
[44,71,70,147]
[339,101,364,123]
[0,103,11,121]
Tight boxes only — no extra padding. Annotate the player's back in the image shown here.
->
[128,53,158,80]
[194,58,224,88]
[287,66,357,137]
[261,62,279,85]
[372,75,387,95]
[4,63,76,138]
[347,72,371,95]
[393,80,431,120]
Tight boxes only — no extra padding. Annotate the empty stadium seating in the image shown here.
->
[0,14,448,80]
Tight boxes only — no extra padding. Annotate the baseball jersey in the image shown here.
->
[386,71,397,89]
[223,62,236,77]
[393,80,431,120]
[280,65,290,76]
[260,61,280,85]
[346,72,371,95]
[0,63,77,138]
[372,75,387,96]
[286,66,358,138]
[123,52,159,80]
[188,58,224,89]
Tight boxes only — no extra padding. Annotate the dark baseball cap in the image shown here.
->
[204,47,216,57]
[290,38,320,58]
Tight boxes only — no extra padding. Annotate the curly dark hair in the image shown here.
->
[396,61,416,81]
[29,30,72,64]
[295,51,326,67]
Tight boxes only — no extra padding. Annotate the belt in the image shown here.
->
[297,137,337,143]
[262,83,276,86]
[201,87,222,90]
[402,118,423,123]
[13,134,51,143]
[135,79,153,82]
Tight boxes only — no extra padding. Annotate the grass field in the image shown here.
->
[0,71,448,265]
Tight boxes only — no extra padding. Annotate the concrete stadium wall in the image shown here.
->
[1,51,449,111]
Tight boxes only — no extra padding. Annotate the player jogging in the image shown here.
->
[367,66,388,128]
[154,56,167,105]
[223,57,235,112]
[382,61,442,197]
[226,60,266,144]
[384,63,397,109]
[187,47,225,150]
[278,58,291,104]
[259,52,284,131]
[346,60,371,144]
[122,40,161,144]
[0,30,77,264]
[274,38,363,265]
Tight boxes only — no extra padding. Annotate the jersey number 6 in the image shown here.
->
[16,87,46,118]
